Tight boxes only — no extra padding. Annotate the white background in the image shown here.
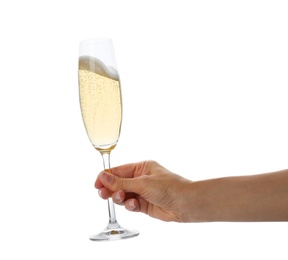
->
[0,0,287,259]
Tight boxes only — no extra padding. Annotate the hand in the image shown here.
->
[95,160,193,222]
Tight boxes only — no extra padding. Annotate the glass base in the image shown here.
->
[90,221,139,241]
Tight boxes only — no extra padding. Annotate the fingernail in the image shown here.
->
[129,199,135,209]
[102,171,113,183]
[115,191,121,201]
[98,189,102,198]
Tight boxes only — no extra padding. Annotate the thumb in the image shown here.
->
[99,171,141,193]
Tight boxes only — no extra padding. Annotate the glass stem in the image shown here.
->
[101,152,118,225]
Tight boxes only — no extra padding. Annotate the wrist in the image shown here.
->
[176,181,203,222]
[178,178,226,222]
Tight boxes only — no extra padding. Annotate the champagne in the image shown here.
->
[79,56,122,151]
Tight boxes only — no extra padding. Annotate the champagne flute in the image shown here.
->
[78,38,139,241]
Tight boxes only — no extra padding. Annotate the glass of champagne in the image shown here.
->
[78,38,139,241]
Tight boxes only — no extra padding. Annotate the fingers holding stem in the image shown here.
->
[98,188,139,212]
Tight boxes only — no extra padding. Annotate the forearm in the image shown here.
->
[185,169,288,222]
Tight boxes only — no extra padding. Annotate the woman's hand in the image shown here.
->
[95,160,193,222]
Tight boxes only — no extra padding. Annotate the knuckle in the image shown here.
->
[115,176,124,191]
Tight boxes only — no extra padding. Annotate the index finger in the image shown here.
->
[110,162,139,178]
[111,161,153,178]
